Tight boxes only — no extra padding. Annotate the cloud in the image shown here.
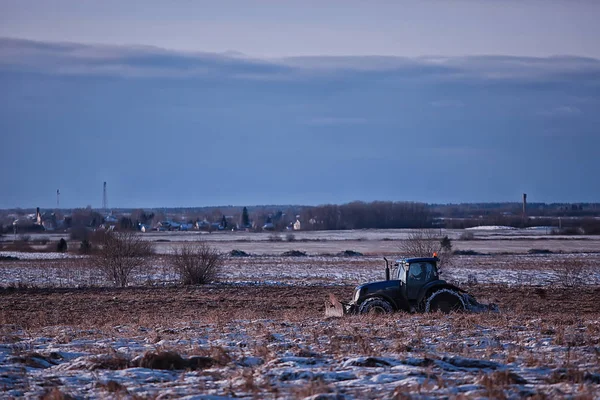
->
[1,37,600,207]
[430,100,464,108]
[305,117,368,126]
[2,37,600,85]
[537,105,583,117]
[0,37,291,79]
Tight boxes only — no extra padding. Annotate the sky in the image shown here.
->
[1,1,599,208]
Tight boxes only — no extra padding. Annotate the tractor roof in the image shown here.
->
[399,257,439,264]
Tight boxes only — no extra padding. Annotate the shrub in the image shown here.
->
[79,239,93,254]
[399,229,454,267]
[268,233,283,242]
[440,236,452,252]
[172,242,222,285]
[551,227,583,235]
[281,250,307,257]
[56,238,68,253]
[286,233,296,242]
[551,260,589,288]
[11,240,33,252]
[19,234,31,242]
[528,248,553,254]
[453,250,484,256]
[582,218,600,235]
[230,249,250,257]
[70,226,89,241]
[459,231,475,241]
[94,231,154,287]
[337,250,363,257]
[36,236,50,245]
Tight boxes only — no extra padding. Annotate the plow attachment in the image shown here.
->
[325,293,348,318]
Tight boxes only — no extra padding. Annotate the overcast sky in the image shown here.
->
[1,1,599,208]
[2,1,600,58]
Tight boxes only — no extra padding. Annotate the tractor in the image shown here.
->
[325,256,497,316]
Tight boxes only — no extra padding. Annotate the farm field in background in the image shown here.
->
[3,228,600,255]
[1,254,600,288]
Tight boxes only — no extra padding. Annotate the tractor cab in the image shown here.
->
[394,257,440,300]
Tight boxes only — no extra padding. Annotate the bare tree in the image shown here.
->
[94,231,154,287]
[399,229,454,268]
[172,242,222,285]
[551,260,589,288]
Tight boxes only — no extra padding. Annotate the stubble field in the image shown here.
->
[1,229,599,398]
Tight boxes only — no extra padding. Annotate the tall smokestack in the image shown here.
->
[522,193,527,225]
[103,182,108,211]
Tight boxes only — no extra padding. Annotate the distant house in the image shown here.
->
[35,208,42,226]
[262,222,275,231]
[179,223,194,231]
[156,220,182,231]
[293,218,301,231]
[105,215,118,224]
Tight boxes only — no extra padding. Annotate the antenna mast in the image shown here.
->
[103,182,108,211]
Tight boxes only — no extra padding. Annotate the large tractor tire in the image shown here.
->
[425,289,465,313]
[359,297,394,315]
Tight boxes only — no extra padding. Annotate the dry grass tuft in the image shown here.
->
[90,353,131,370]
[10,352,57,369]
[137,350,216,370]
[479,370,528,387]
[40,387,74,400]
[291,377,333,398]
[138,351,188,370]
[96,380,128,394]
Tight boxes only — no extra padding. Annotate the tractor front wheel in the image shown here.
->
[425,290,465,313]
[359,297,394,315]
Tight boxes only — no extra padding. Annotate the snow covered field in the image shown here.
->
[1,253,599,288]
[1,286,599,399]
[2,230,599,398]
[5,228,600,254]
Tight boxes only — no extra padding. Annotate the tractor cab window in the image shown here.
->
[408,262,438,283]
[396,263,407,282]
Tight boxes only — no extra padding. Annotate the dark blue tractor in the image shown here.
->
[326,256,497,316]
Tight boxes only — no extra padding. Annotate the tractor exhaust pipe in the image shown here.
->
[384,257,390,281]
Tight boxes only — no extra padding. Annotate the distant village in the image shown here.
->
[0,206,303,236]
[2,200,600,237]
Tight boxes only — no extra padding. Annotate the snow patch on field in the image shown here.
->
[466,226,517,231]
[0,251,84,260]
[1,316,598,399]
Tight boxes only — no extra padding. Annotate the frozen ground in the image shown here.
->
[0,251,84,260]
[3,228,600,256]
[1,301,599,399]
[1,253,599,288]
[6,227,600,243]
[2,231,599,398]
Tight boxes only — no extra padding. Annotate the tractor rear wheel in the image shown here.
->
[359,297,394,315]
[425,290,465,313]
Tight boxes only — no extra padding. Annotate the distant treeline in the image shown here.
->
[306,201,431,230]
[2,201,600,234]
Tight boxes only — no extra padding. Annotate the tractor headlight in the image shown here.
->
[353,287,363,302]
